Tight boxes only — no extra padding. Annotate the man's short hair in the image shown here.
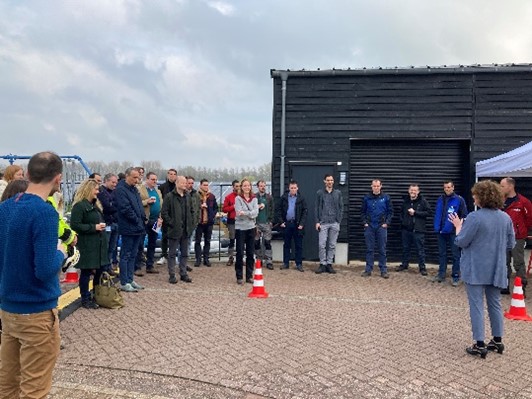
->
[232,179,240,186]
[503,177,516,187]
[289,180,298,186]
[125,167,137,176]
[444,180,454,186]
[168,168,177,174]
[256,179,266,186]
[117,172,126,181]
[27,151,62,184]
[88,172,101,179]
[146,172,157,180]
[200,179,209,185]
[104,173,117,182]
[186,176,195,181]
[324,174,333,180]
[409,183,419,188]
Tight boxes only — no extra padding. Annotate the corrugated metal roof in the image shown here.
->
[271,63,532,78]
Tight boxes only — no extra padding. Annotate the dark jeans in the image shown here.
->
[79,268,102,301]
[195,224,213,261]
[283,221,303,266]
[145,219,158,269]
[120,234,143,285]
[401,230,426,270]
[135,234,146,271]
[437,233,460,279]
[364,225,388,273]
[236,228,255,280]
[106,223,119,265]
[160,223,168,258]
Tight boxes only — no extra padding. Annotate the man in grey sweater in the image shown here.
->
[315,174,344,274]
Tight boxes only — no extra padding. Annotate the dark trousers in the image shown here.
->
[120,234,143,285]
[135,234,146,271]
[401,230,426,270]
[437,233,460,279]
[168,236,190,278]
[283,221,303,266]
[195,224,213,261]
[106,223,119,264]
[160,223,169,258]
[79,268,102,301]
[364,225,388,273]
[145,220,158,269]
[235,228,255,280]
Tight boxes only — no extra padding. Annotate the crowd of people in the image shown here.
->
[0,152,531,397]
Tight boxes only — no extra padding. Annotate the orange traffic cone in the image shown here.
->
[248,259,269,298]
[504,277,532,321]
[61,265,79,284]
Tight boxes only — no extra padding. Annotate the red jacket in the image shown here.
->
[504,194,532,240]
[223,192,238,221]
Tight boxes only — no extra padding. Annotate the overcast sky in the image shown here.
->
[1,0,531,169]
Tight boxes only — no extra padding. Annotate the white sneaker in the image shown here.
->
[120,283,138,292]
[156,257,167,265]
[130,281,144,290]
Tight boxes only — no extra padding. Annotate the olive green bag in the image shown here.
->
[94,272,124,309]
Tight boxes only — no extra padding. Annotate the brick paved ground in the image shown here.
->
[50,260,532,399]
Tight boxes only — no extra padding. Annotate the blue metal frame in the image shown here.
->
[0,154,92,175]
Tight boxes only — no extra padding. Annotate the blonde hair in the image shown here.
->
[73,179,102,210]
[3,165,23,182]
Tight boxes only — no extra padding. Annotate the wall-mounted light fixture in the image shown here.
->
[339,172,347,186]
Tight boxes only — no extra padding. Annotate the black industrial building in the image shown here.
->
[270,64,532,264]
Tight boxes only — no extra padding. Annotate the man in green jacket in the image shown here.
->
[161,176,196,284]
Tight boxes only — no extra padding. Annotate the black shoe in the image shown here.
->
[204,260,211,267]
[237,279,244,285]
[186,266,193,272]
[82,300,99,309]
[361,271,371,277]
[296,265,304,272]
[181,276,192,283]
[246,278,253,284]
[381,272,389,279]
[315,264,327,274]
[395,265,408,272]
[500,288,510,295]
[326,264,337,274]
[486,340,504,354]
[466,344,488,359]
[281,264,289,270]
[169,275,178,284]
[146,268,159,274]
[420,268,428,276]
[266,264,274,270]
[194,260,201,267]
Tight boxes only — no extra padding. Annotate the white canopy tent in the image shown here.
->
[476,141,532,178]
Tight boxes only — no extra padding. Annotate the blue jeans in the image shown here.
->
[120,234,143,286]
[364,225,387,273]
[401,230,426,270]
[465,284,503,342]
[283,221,303,266]
[145,219,158,269]
[437,233,460,279]
[106,223,119,265]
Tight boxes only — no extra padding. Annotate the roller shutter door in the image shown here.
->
[348,139,471,263]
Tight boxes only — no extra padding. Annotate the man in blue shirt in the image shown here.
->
[0,151,66,398]
[277,180,308,271]
[361,179,393,278]
[138,172,163,274]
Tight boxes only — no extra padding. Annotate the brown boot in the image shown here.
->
[226,256,234,266]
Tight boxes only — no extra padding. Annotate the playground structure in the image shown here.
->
[0,153,92,210]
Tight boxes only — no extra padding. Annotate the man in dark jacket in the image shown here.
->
[161,176,196,284]
[157,168,177,266]
[97,173,119,272]
[114,167,146,292]
[277,180,308,271]
[361,179,393,278]
[194,179,218,266]
[433,181,468,286]
[500,177,532,294]
[396,184,431,275]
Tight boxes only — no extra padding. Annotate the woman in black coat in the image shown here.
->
[71,179,109,309]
